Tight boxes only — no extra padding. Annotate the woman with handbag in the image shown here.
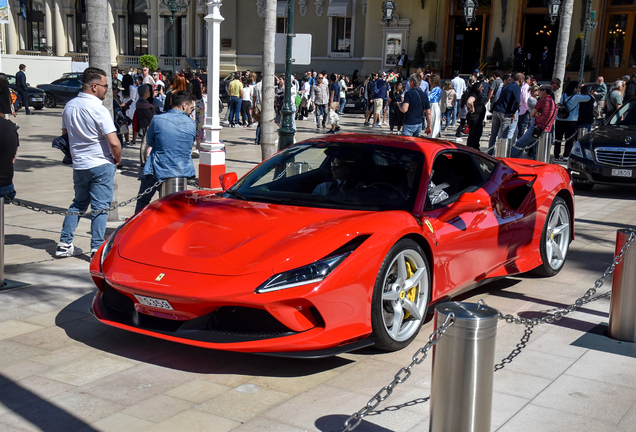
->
[554,81,588,161]
[465,81,486,150]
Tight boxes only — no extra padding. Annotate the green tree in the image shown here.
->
[566,38,582,71]
[491,37,504,65]
[139,54,158,72]
[413,37,425,68]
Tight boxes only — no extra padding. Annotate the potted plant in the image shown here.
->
[423,40,437,67]
[412,37,426,71]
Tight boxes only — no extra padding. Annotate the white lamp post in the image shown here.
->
[200,0,225,189]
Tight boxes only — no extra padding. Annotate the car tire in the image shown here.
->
[573,182,593,192]
[533,196,571,277]
[45,93,56,108]
[371,239,430,351]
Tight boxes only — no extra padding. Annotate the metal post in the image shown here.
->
[0,198,4,287]
[495,138,511,158]
[536,132,552,163]
[171,13,176,75]
[578,127,589,140]
[608,229,636,342]
[159,177,188,198]
[430,302,498,432]
[579,0,593,87]
[277,0,295,151]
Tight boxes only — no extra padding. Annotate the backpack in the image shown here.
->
[557,95,572,120]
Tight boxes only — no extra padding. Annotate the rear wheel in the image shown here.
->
[534,196,571,276]
[44,93,56,108]
[371,239,430,351]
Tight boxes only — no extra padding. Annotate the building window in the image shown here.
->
[331,17,351,54]
[276,17,287,33]
[75,0,87,53]
[163,16,184,56]
[604,14,628,68]
[128,0,148,56]
[27,0,45,51]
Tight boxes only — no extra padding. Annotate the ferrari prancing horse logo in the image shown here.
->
[155,273,166,282]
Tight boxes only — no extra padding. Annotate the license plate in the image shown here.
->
[612,169,632,177]
[134,294,174,310]
[31,98,43,102]
[346,103,356,107]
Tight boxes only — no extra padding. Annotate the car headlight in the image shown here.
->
[100,224,124,267]
[571,142,584,158]
[255,252,351,294]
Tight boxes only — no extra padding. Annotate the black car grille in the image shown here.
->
[208,306,295,337]
[595,147,636,167]
[102,283,135,315]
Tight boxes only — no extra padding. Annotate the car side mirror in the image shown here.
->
[438,189,490,223]
[219,172,238,191]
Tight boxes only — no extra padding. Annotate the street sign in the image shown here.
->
[274,33,312,65]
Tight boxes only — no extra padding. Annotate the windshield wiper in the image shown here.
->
[224,189,247,200]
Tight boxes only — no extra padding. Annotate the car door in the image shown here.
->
[419,150,517,296]
[60,79,82,102]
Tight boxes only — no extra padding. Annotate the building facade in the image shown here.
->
[0,0,629,82]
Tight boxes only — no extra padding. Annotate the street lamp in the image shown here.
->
[547,0,561,25]
[39,36,54,56]
[382,0,397,26]
[463,0,478,27]
[161,0,191,74]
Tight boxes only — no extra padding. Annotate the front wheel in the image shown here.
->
[371,239,430,351]
[44,93,56,108]
[534,196,571,276]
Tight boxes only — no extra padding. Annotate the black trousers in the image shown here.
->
[554,120,577,158]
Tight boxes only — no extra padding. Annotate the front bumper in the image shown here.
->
[568,155,636,186]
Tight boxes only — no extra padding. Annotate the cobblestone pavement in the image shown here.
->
[2,107,636,432]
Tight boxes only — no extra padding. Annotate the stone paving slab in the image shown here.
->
[2,108,636,431]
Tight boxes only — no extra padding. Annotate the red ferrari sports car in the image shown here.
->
[90,134,574,357]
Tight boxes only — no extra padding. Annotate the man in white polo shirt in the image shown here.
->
[56,67,121,257]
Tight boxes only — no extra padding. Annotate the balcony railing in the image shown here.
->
[116,55,207,70]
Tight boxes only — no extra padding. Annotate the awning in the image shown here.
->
[277,1,288,17]
[327,0,351,17]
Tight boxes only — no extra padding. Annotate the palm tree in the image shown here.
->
[261,0,277,160]
[552,0,574,102]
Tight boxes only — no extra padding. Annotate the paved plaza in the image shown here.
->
[2,108,636,432]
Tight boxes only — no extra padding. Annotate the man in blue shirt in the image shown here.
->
[372,73,387,127]
[399,73,432,137]
[134,91,197,212]
[487,72,524,153]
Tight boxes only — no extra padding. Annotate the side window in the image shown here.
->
[472,153,497,181]
[68,79,82,87]
[427,151,487,208]
[55,80,69,86]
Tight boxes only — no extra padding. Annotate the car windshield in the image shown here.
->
[7,76,15,85]
[609,101,636,128]
[227,142,424,211]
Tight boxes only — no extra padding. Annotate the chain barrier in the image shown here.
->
[187,179,206,190]
[493,323,534,372]
[552,130,580,144]
[484,231,635,327]
[338,313,455,432]
[8,181,163,217]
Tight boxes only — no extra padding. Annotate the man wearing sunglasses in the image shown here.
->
[56,67,121,258]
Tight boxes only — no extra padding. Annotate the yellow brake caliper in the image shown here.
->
[403,260,418,319]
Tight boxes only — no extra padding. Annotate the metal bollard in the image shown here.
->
[495,138,511,158]
[1,198,4,287]
[159,177,188,198]
[536,132,552,163]
[429,302,498,432]
[608,229,636,342]
[577,127,590,141]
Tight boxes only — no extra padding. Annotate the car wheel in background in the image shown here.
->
[371,239,430,351]
[534,196,571,277]
[44,93,56,108]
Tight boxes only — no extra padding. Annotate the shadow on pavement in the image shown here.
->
[56,293,354,377]
[0,372,98,432]
[315,414,394,432]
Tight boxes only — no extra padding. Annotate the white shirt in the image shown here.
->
[242,85,253,101]
[451,76,466,100]
[123,84,138,119]
[62,92,117,170]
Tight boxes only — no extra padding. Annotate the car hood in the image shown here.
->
[583,126,636,150]
[118,193,371,276]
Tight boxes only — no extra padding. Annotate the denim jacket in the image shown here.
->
[142,109,196,182]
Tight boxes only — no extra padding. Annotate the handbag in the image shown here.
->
[253,103,262,122]
[531,126,543,139]
[295,94,302,107]
[557,95,571,119]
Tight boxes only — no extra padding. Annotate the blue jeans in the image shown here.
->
[0,184,16,201]
[402,123,422,137]
[314,104,326,127]
[60,163,116,250]
[452,100,460,126]
[517,112,530,139]
[229,96,242,125]
[339,98,346,114]
[256,122,261,143]
[488,111,517,154]
[443,107,453,128]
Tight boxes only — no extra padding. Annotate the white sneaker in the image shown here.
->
[55,242,83,258]
[382,121,389,126]
[191,148,200,157]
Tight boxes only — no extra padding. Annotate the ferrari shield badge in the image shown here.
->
[155,273,166,282]
[424,219,434,234]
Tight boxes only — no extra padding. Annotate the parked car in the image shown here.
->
[6,74,45,110]
[343,84,367,114]
[568,100,636,191]
[219,71,260,100]
[61,72,84,79]
[90,134,574,357]
[36,77,83,108]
